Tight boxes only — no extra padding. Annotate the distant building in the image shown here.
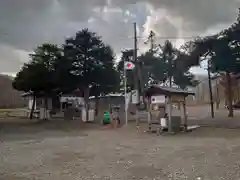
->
[192,73,240,106]
[21,89,84,117]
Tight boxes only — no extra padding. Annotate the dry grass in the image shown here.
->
[0,109,26,119]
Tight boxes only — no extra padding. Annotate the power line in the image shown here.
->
[138,36,200,40]
[116,35,201,42]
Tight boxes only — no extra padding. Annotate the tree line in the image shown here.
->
[13,29,120,119]
[13,8,240,118]
[184,8,240,117]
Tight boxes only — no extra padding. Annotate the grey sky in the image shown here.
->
[0,0,239,74]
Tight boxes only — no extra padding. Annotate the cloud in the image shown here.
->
[114,0,239,34]
[0,0,239,74]
[0,45,29,73]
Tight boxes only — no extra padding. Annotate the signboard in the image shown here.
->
[125,90,143,105]
[151,95,165,104]
[60,96,84,105]
[131,90,139,104]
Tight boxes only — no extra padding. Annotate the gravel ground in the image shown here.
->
[2,124,240,180]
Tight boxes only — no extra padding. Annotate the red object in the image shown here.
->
[127,63,133,68]
[125,61,135,70]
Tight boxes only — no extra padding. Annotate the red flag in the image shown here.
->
[124,61,135,70]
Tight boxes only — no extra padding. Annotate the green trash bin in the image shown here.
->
[103,111,111,124]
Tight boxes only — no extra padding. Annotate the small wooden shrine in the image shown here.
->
[144,85,195,133]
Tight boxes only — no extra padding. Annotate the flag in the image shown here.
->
[124,61,135,70]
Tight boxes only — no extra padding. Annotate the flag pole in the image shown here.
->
[124,61,128,126]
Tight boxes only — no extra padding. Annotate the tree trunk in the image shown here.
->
[44,96,49,120]
[226,71,234,117]
[29,95,36,119]
[84,87,90,122]
[95,96,99,117]
[169,76,172,88]
[216,83,220,109]
[238,85,240,102]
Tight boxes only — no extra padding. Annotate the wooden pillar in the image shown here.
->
[183,98,187,132]
[60,101,63,112]
[180,101,184,125]
[238,83,240,101]
[147,101,151,124]
[216,82,220,109]
[167,96,172,133]
[135,109,140,127]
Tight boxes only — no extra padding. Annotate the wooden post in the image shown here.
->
[183,98,187,132]
[60,101,63,112]
[180,101,184,126]
[167,96,172,133]
[146,98,152,132]
[238,84,240,102]
[147,100,151,124]
[216,84,220,109]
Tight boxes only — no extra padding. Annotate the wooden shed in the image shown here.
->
[144,85,195,133]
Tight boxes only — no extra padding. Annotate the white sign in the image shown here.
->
[131,90,139,104]
[60,96,84,105]
[151,95,165,104]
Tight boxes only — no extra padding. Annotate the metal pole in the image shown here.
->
[124,61,128,126]
[133,22,139,103]
[133,22,141,127]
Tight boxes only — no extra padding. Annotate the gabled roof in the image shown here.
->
[145,85,195,97]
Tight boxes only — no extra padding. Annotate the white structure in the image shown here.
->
[21,92,53,118]
[28,97,37,110]
[82,108,95,122]
[61,94,96,122]
[131,90,139,104]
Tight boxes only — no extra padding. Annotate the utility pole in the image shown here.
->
[133,22,142,127]
[133,22,140,103]
[145,30,155,53]
[207,59,215,118]
[149,31,155,52]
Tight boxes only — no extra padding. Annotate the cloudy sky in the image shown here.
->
[0,0,239,75]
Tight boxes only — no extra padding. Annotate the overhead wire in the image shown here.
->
[118,35,200,39]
